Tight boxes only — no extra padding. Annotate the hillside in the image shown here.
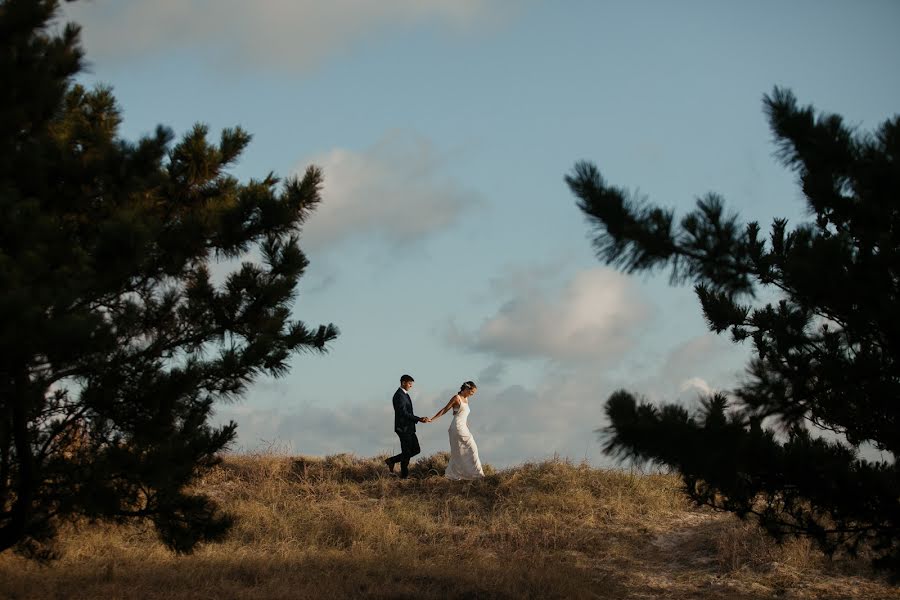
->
[0,453,895,599]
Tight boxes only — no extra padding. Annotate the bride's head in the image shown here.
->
[459,381,477,398]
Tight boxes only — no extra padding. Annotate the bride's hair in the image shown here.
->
[459,381,477,393]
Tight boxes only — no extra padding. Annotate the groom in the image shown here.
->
[385,374,429,479]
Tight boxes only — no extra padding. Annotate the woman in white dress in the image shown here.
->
[428,381,484,480]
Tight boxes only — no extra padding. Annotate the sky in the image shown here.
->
[61,0,900,468]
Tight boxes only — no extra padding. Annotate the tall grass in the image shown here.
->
[0,453,894,599]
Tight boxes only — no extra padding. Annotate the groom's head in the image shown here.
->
[400,374,414,391]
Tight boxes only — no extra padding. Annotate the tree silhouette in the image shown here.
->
[566,88,899,575]
[0,0,337,558]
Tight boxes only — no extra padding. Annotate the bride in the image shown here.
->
[428,381,484,480]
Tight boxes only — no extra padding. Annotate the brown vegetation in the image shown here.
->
[0,453,895,599]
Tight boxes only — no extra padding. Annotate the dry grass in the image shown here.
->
[0,452,896,599]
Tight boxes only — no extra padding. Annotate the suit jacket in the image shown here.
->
[392,387,421,435]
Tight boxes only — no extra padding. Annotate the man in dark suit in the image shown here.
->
[385,374,429,478]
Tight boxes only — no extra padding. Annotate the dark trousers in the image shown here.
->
[389,432,420,477]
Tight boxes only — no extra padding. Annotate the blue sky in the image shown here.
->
[62,1,900,467]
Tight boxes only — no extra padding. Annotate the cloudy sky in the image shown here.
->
[63,0,900,467]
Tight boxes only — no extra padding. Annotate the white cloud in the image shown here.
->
[679,376,715,397]
[214,331,749,469]
[634,333,749,407]
[454,267,651,363]
[63,0,499,71]
[459,336,747,468]
[477,361,506,385]
[659,335,721,380]
[210,267,750,469]
[214,380,616,468]
[300,132,480,252]
[427,372,629,468]
[216,401,396,456]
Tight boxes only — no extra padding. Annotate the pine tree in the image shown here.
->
[0,0,338,557]
[566,88,899,574]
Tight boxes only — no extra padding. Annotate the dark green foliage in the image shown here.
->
[567,88,899,574]
[0,0,338,557]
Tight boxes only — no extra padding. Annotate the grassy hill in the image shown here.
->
[0,453,895,599]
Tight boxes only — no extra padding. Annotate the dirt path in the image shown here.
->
[598,511,899,600]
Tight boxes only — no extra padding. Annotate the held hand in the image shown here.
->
[419,417,429,423]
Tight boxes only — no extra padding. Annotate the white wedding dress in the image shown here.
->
[445,400,484,480]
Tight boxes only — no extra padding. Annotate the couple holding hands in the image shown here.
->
[384,374,484,480]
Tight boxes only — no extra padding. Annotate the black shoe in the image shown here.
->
[384,458,395,473]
